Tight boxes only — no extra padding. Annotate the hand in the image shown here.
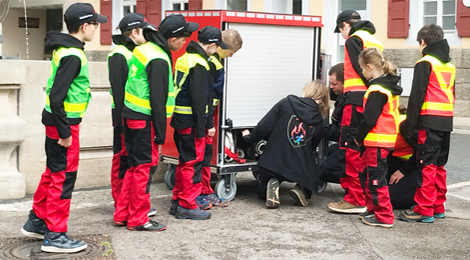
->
[207,127,216,137]
[389,170,404,184]
[58,136,72,148]
[354,139,362,146]
[242,129,250,137]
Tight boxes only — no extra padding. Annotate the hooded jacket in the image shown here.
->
[402,39,453,138]
[108,35,136,129]
[42,32,86,139]
[245,95,324,192]
[355,74,402,143]
[344,21,378,105]
[121,29,172,144]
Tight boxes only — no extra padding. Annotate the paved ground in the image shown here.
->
[1,134,470,259]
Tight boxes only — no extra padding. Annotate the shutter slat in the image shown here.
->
[457,0,470,37]
[387,0,409,38]
[188,0,202,10]
[100,0,112,45]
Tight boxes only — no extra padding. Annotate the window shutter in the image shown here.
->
[100,0,112,45]
[387,0,409,38]
[136,0,162,25]
[457,0,470,37]
[188,0,203,10]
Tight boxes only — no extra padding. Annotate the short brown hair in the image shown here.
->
[337,18,361,31]
[222,29,243,51]
[328,63,344,83]
[417,24,444,46]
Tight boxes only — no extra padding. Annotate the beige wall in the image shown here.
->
[309,0,323,16]
[371,0,408,49]
[251,0,264,12]
[2,8,47,60]
[203,0,215,9]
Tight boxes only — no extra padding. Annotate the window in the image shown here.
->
[227,0,247,11]
[123,0,136,15]
[292,0,302,14]
[422,0,456,33]
[171,0,188,11]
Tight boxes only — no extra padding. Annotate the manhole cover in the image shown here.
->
[0,234,115,260]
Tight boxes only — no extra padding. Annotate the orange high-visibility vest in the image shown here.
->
[363,84,399,148]
[344,30,383,93]
[392,114,414,160]
[417,55,455,117]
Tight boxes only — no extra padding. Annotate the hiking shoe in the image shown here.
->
[128,220,167,231]
[20,210,45,239]
[147,208,157,217]
[200,193,230,207]
[289,184,308,207]
[358,211,374,220]
[175,206,211,220]
[266,178,280,209]
[169,199,179,215]
[327,199,366,214]
[41,232,87,253]
[434,212,446,219]
[196,196,213,210]
[398,208,434,223]
[362,215,393,228]
[113,220,126,227]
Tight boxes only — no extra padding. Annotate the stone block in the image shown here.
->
[0,168,25,199]
[85,50,109,62]
[384,49,421,68]
[455,83,470,100]
[454,99,470,118]
[463,49,470,69]
[450,48,463,68]
[455,69,470,84]
[0,61,26,84]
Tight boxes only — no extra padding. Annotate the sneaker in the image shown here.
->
[327,199,367,214]
[200,193,230,207]
[169,199,179,215]
[113,220,126,227]
[196,196,213,210]
[147,208,157,217]
[362,215,393,228]
[175,206,211,220]
[128,220,167,231]
[289,184,308,207]
[41,232,87,253]
[398,208,434,223]
[20,210,45,239]
[266,178,280,209]
[358,210,374,220]
[434,212,446,219]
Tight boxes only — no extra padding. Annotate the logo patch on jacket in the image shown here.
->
[287,115,313,147]
[372,180,378,185]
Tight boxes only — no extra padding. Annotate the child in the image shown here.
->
[108,13,156,216]
[197,29,243,209]
[170,26,228,220]
[20,3,107,253]
[328,9,383,214]
[113,14,198,231]
[241,80,329,209]
[399,24,455,223]
[354,47,402,228]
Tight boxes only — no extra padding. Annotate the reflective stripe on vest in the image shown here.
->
[417,55,455,117]
[392,114,413,160]
[45,47,91,119]
[363,84,399,148]
[209,55,223,107]
[174,53,210,116]
[108,45,133,109]
[124,42,174,117]
[344,30,383,93]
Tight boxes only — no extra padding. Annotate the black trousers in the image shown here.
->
[319,144,345,184]
[256,167,311,199]
[386,154,419,209]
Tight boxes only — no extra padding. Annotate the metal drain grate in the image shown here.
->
[0,234,115,260]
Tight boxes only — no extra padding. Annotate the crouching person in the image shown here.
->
[242,80,329,209]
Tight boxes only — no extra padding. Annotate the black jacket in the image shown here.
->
[42,32,86,139]
[324,93,345,142]
[245,95,324,192]
[402,39,453,137]
[345,21,378,106]
[356,74,402,143]
[121,29,172,144]
[108,35,136,129]
[170,41,212,138]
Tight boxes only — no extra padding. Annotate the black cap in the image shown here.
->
[334,10,361,33]
[198,26,228,49]
[119,13,156,32]
[64,3,108,26]
[158,14,199,39]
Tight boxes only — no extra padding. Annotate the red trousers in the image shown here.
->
[33,125,80,233]
[413,128,450,216]
[359,146,394,224]
[339,104,365,207]
[111,125,129,208]
[114,119,158,227]
[201,136,214,195]
[172,127,205,209]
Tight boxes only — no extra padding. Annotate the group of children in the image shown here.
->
[326,10,455,228]
[20,2,242,253]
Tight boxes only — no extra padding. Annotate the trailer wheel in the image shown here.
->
[215,178,237,201]
[317,180,328,194]
[164,164,176,190]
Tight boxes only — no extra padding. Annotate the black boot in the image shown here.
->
[20,210,46,239]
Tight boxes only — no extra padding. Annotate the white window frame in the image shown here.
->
[422,0,456,33]
[122,0,137,16]
[169,0,188,11]
[407,0,461,46]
